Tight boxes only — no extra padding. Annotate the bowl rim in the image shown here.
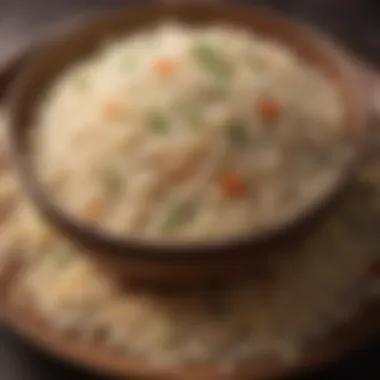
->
[8,1,368,263]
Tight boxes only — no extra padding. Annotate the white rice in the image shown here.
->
[32,23,349,241]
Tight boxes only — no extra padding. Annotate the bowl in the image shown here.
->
[7,2,367,286]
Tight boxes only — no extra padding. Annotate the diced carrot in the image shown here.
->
[103,100,124,120]
[220,170,248,198]
[152,58,176,77]
[258,97,282,121]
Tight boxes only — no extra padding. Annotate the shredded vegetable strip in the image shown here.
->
[220,170,248,198]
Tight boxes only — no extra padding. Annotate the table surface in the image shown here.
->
[0,0,380,379]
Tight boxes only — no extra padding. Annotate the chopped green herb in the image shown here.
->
[163,201,195,231]
[187,112,201,129]
[148,113,169,134]
[179,104,202,129]
[227,121,248,147]
[192,42,232,80]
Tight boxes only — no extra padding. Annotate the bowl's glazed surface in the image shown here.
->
[8,2,367,285]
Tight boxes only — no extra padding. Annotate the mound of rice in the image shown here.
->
[32,23,349,241]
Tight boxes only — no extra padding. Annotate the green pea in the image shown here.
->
[163,201,195,231]
[227,121,248,147]
[148,113,169,134]
[192,42,232,81]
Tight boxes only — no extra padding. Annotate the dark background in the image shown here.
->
[0,0,380,379]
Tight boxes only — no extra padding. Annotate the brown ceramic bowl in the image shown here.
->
[7,2,367,285]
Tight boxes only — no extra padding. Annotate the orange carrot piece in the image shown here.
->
[220,170,248,198]
[152,58,176,77]
[258,97,281,120]
[103,100,124,120]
